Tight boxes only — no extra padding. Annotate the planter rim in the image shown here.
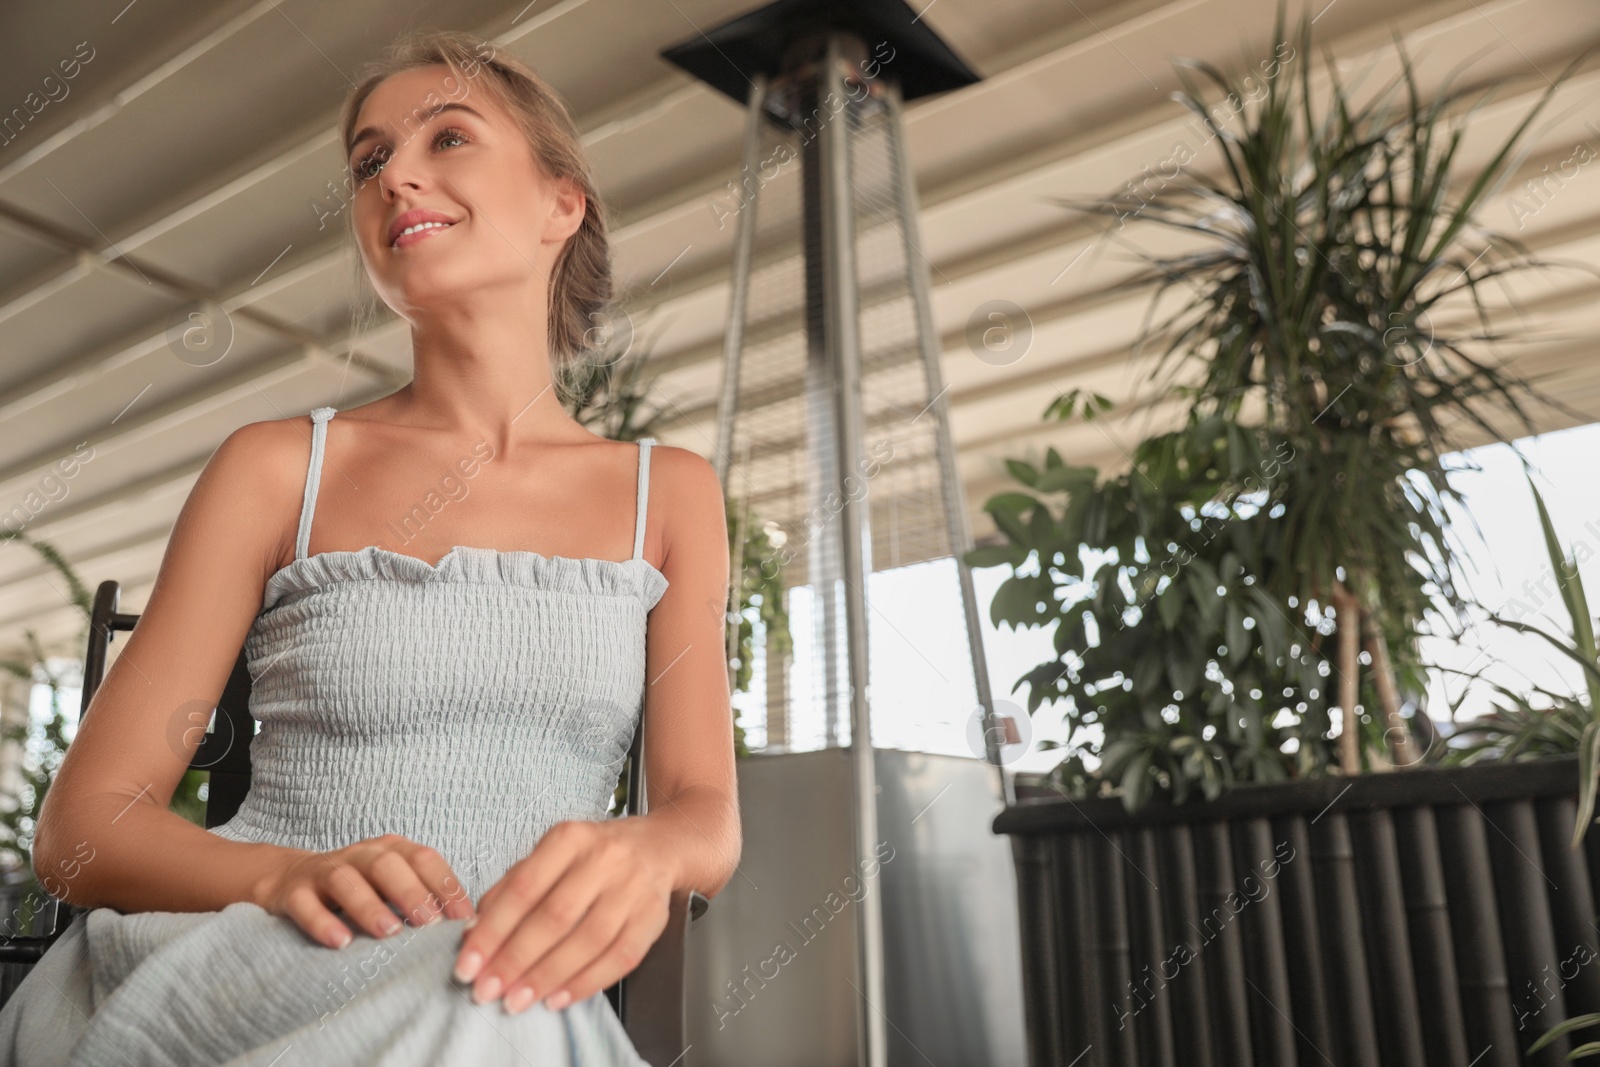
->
[993,753,1585,835]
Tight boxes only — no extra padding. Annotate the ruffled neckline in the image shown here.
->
[260,545,669,614]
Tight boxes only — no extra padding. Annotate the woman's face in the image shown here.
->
[345,64,584,321]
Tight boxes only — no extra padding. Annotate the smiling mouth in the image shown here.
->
[391,221,456,249]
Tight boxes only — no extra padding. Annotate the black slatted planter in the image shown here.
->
[994,756,1600,1067]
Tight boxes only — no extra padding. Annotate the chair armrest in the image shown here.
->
[620,887,710,1066]
[0,899,80,964]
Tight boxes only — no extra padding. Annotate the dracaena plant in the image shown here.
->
[1441,469,1600,847]
[1048,9,1591,774]
[1529,1011,1600,1060]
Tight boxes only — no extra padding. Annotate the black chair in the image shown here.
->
[0,579,707,1066]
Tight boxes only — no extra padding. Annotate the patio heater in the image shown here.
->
[663,2,1027,1065]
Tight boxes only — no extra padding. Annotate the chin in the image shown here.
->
[382,264,479,304]
[403,263,539,307]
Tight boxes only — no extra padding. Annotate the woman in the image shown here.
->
[0,28,740,1066]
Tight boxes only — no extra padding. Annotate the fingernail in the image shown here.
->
[473,975,503,1005]
[331,927,352,949]
[503,987,535,1014]
[463,915,478,930]
[545,990,572,1011]
[454,950,483,984]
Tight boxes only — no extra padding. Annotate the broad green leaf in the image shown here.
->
[989,501,1035,546]
[1133,653,1165,696]
[1226,600,1250,668]
[1035,464,1099,495]
[964,545,1023,569]
[1027,499,1057,546]
[1158,584,1186,631]
[1005,459,1039,487]
[1185,567,1224,632]
[1121,749,1154,811]
[1249,588,1286,666]
[984,492,1040,516]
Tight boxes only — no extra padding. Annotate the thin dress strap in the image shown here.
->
[295,407,337,561]
[633,437,656,561]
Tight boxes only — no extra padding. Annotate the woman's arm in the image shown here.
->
[31,419,314,913]
[620,444,742,899]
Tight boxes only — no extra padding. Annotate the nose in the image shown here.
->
[381,173,420,202]
[379,146,427,200]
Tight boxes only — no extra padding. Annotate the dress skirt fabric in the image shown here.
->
[0,902,646,1066]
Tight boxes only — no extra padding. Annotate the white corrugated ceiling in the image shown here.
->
[1,0,1597,659]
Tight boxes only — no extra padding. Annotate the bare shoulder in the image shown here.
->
[198,413,321,574]
[644,443,727,562]
[217,412,317,468]
[211,414,317,505]
[646,443,724,515]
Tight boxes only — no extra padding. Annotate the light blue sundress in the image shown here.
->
[0,406,669,1065]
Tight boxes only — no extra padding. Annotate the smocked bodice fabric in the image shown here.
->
[210,544,667,902]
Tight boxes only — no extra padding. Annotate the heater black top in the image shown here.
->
[660,0,981,106]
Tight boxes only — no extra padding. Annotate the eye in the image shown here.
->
[352,144,389,182]
[349,126,469,181]
[433,125,468,150]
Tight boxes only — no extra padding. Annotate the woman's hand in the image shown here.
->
[452,818,676,1013]
[252,834,477,949]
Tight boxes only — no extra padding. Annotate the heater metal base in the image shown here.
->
[686,749,1027,1066]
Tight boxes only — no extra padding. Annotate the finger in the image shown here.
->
[365,850,442,928]
[454,835,583,987]
[474,880,504,917]
[371,835,475,922]
[408,849,477,922]
[317,858,404,939]
[515,910,664,1013]
[471,857,614,1003]
[504,889,634,1011]
[282,883,354,949]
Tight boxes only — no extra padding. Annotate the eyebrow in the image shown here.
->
[348,102,486,157]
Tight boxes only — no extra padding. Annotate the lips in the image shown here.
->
[388,208,459,248]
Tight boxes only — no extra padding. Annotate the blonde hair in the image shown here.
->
[338,29,611,373]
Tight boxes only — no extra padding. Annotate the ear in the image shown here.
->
[544,173,586,244]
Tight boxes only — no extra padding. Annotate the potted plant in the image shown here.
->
[971,400,1364,809]
[975,9,1590,805]
[981,15,1600,1061]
